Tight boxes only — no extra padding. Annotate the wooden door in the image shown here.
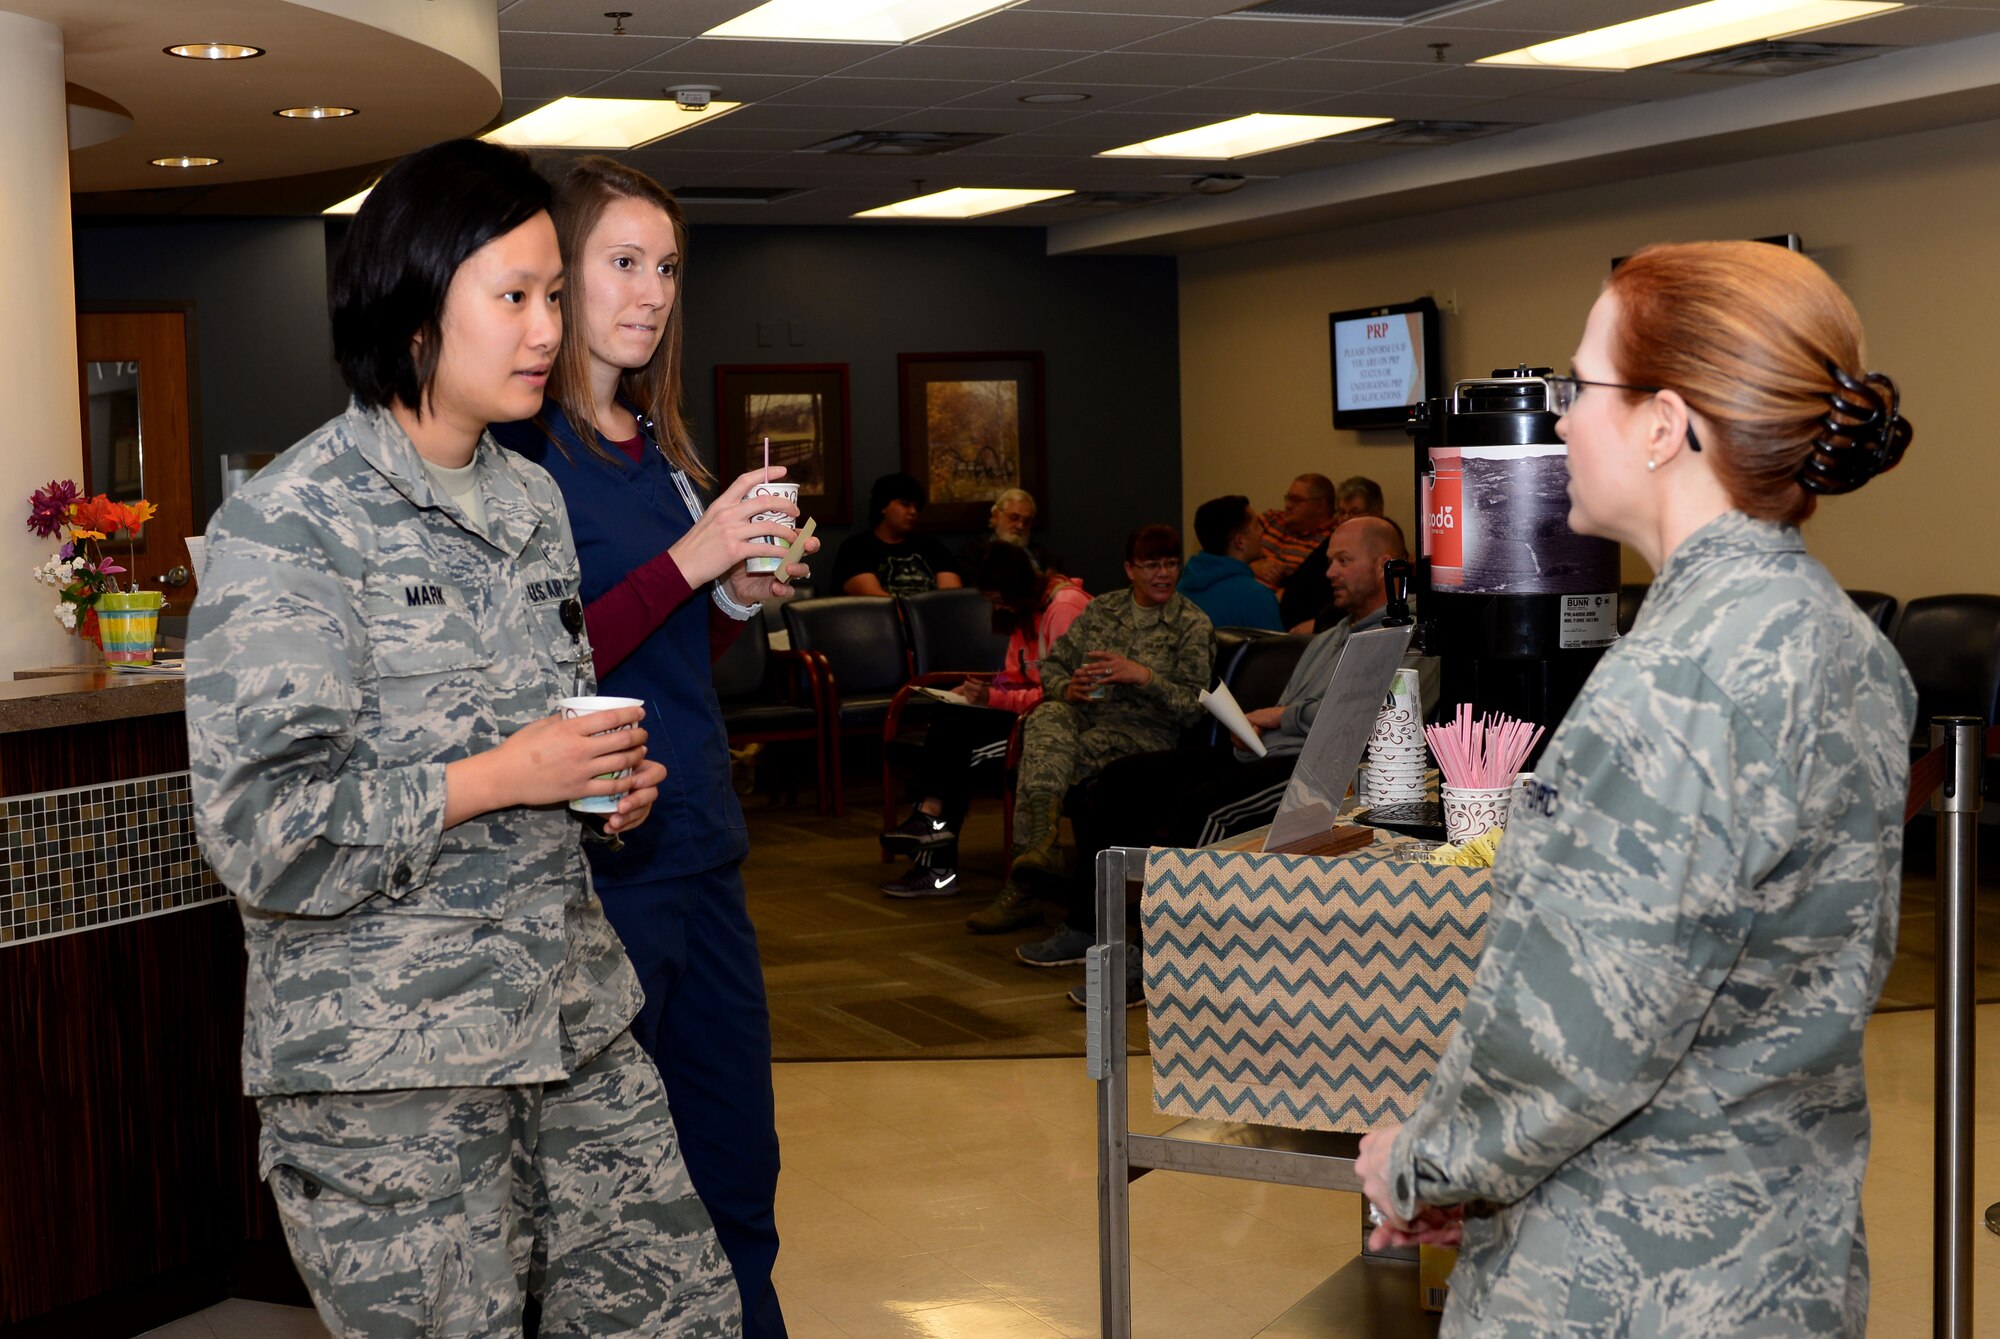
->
[75,310,200,614]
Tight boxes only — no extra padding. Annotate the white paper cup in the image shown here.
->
[1441,784,1513,844]
[745,481,800,574]
[559,695,644,813]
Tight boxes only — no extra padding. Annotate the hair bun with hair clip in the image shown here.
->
[1799,362,1911,495]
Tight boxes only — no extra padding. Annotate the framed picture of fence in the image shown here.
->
[715,363,852,524]
[897,351,1046,531]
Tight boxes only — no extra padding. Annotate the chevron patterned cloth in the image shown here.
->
[1144,846,1491,1133]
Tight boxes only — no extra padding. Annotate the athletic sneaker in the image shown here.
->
[1016,924,1092,968]
[880,808,955,853]
[880,864,961,898]
[1066,953,1145,1010]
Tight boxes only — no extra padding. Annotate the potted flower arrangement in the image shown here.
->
[26,478,161,658]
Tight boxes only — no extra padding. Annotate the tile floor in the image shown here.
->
[149,1004,1999,1339]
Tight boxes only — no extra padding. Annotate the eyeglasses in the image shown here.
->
[1128,558,1180,574]
[1545,373,1661,415]
[1545,374,1703,451]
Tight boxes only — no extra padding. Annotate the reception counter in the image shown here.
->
[0,669,289,1335]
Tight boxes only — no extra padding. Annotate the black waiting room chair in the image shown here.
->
[782,596,911,817]
[712,617,830,813]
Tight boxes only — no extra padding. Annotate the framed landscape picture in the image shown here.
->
[715,363,853,524]
[897,351,1046,531]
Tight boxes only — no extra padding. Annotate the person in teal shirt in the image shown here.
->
[1177,494,1282,631]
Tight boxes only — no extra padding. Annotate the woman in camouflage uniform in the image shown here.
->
[186,140,740,1337]
[1357,242,1914,1337]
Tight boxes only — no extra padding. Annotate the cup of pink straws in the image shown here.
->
[1424,705,1544,844]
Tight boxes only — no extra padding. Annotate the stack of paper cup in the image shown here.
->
[1362,667,1426,805]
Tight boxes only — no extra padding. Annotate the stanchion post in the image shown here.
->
[1095,846,1133,1339]
[1932,715,1980,1339]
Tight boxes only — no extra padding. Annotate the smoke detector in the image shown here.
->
[666,85,720,112]
[1190,173,1248,195]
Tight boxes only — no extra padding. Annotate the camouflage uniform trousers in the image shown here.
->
[1013,699,1185,830]
[257,1030,741,1338]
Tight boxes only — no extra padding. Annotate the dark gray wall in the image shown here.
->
[72,219,348,524]
[682,226,1180,595]
[71,219,1181,594]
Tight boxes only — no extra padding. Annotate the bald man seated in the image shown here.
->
[1071,516,1437,859]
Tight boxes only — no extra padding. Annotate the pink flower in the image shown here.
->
[27,479,79,539]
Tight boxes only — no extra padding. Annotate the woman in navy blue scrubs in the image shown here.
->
[492,156,811,1339]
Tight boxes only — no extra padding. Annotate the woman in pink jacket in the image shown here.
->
[879,542,1089,897]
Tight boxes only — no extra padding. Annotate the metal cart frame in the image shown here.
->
[1087,845,1436,1339]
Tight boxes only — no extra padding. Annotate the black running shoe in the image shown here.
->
[880,808,955,852]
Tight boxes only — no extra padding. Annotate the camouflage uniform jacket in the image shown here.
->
[1387,511,1914,1336]
[1038,588,1213,740]
[187,401,643,1096]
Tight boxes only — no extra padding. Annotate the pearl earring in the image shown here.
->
[1646,458,1658,472]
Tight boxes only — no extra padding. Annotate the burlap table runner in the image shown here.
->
[1144,845,1491,1133]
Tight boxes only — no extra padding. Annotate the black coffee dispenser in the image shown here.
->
[1407,367,1622,757]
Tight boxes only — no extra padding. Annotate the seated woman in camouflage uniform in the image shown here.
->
[1356,241,1914,1337]
[185,139,740,1338]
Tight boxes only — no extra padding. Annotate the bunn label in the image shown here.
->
[1559,593,1620,649]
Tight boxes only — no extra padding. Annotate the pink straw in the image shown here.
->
[1425,705,1543,789]
[762,436,770,484]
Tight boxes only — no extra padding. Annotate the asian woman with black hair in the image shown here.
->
[186,139,740,1336]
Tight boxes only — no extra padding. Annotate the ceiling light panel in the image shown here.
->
[324,186,372,215]
[483,97,743,149]
[1477,1,1902,71]
[706,0,1029,44]
[854,186,1074,218]
[1098,112,1390,159]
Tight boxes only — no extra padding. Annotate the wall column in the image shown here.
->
[0,11,83,673]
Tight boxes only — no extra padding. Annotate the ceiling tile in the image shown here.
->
[1203,57,1429,92]
[715,101,905,130]
[1284,89,1490,119]
[497,31,684,71]
[1817,6,2000,41]
[928,10,1198,50]
[1438,0,1689,35]
[1115,84,1334,114]
[1121,15,1362,57]
[940,82,1168,110]
[582,70,813,103]
[1374,62,1613,97]
[633,37,899,76]
[837,43,1076,80]
[499,67,623,100]
[868,105,1097,132]
[765,76,1000,107]
[1452,93,1637,123]
[1309,23,1562,64]
[1014,0,1243,14]
[1021,49,1272,85]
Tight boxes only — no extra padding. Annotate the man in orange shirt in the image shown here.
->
[1251,472,1337,590]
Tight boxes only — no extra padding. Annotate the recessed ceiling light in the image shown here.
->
[706,0,1025,44]
[483,96,742,150]
[1019,92,1091,105]
[1098,113,1390,160]
[854,187,1074,219]
[275,105,358,120]
[164,42,263,60]
[151,155,221,168]
[1476,0,1901,71]
[323,185,372,215]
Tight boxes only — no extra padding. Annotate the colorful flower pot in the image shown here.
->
[96,590,165,665]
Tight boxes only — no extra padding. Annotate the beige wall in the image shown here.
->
[1179,115,2000,602]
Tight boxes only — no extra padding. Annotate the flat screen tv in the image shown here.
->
[1329,296,1441,430]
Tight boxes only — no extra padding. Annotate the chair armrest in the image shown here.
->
[770,647,832,718]
[883,671,996,741]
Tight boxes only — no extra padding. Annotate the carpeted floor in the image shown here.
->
[743,773,2000,1059]
[744,779,1149,1062]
